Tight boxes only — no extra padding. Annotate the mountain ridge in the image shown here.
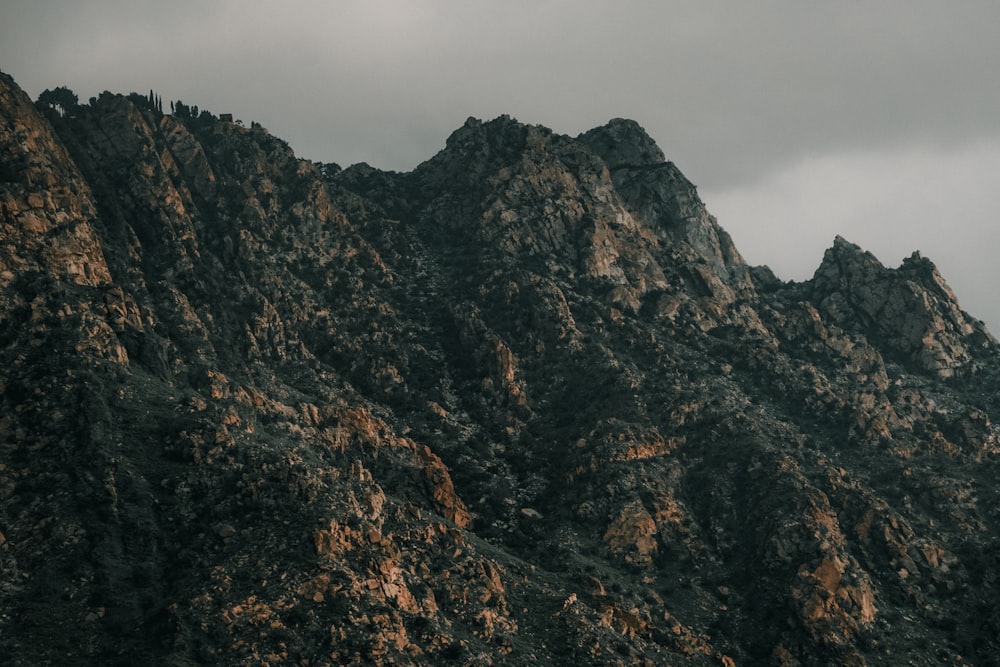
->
[3,70,1000,665]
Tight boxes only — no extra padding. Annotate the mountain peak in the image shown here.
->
[817,235,886,277]
[812,236,995,377]
[578,117,666,168]
[442,114,536,153]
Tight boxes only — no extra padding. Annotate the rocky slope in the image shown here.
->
[2,70,1000,665]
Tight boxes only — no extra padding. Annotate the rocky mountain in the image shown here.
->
[2,69,1000,666]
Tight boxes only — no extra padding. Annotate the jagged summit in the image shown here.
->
[441,115,666,170]
[4,70,1000,666]
[812,235,995,377]
[578,117,666,168]
[442,114,537,156]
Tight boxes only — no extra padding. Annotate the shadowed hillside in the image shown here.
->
[3,70,1000,665]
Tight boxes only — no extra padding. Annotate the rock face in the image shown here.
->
[2,69,1000,666]
[812,236,993,378]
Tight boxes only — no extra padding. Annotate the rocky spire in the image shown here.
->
[577,117,666,168]
[580,118,754,300]
[812,236,995,377]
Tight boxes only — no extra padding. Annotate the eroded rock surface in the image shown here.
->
[3,70,1000,665]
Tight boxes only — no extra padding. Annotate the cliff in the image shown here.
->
[2,70,1000,666]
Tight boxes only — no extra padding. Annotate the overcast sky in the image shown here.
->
[3,1,999,332]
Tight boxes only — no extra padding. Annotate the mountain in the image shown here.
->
[2,70,1000,666]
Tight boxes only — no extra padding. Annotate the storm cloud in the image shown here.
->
[3,1,999,329]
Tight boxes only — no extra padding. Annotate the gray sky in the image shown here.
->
[3,1,999,332]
